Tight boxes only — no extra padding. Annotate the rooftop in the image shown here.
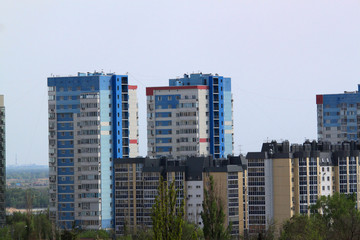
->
[49,71,120,78]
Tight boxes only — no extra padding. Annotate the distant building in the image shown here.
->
[113,155,247,237]
[0,95,5,226]
[146,73,233,159]
[48,72,138,230]
[246,140,360,234]
[316,86,360,143]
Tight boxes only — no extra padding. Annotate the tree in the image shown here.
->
[78,229,111,239]
[125,227,153,240]
[279,215,325,240]
[181,221,204,240]
[152,176,185,240]
[0,226,12,240]
[200,175,231,240]
[311,192,360,240]
[279,193,360,240]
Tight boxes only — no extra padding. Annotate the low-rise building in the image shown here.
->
[113,155,247,236]
[246,140,360,234]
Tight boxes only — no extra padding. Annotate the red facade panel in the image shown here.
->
[129,139,138,144]
[316,95,323,104]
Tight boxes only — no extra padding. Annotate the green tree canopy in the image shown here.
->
[280,193,360,240]
[152,176,185,240]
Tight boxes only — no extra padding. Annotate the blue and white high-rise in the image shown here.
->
[317,85,360,143]
[48,72,138,230]
[146,73,233,159]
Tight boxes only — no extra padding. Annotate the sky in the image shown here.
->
[0,0,360,165]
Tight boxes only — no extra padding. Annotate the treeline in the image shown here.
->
[119,177,360,240]
[6,188,48,209]
[7,167,48,180]
[0,211,112,240]
[2,179,360,240]
[278,192,360,240]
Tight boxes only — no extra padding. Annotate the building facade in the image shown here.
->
[316,86,360,143]
[146,73,233,159]
[0,95,5,226]
[113,155,247,236]
[48,72,138,230]
[246,140,360,234]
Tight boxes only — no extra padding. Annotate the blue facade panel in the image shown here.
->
[58,158,74,166]
[58,203,74,212]
[155,95,179,109]
[58,168,74,176]
[57,150,74,158]
[58,213,74,221]
[58,194,74,202]
[58,185,74,193]
[58,176,74,185]
[209,76,225,158]
[112,75,126,159]
[57,141,74,149]
[57,123,74,131]
[57,113,74,122]
[57,133,74,140]
[99,77,114,229]
[156,129,172,135]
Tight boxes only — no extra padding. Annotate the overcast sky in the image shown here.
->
[1,0,359,165]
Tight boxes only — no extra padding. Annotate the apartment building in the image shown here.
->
[48,72,138,230]
[113,155,247,236]
[146,73,233,159]
[0,95,5,226]
[246,140,360,234]
[317,86,360,143]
